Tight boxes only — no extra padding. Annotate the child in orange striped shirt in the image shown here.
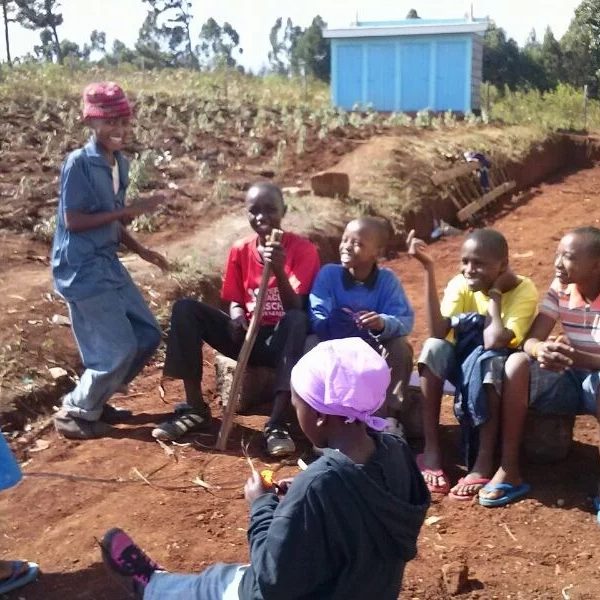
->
[480,226,600,510]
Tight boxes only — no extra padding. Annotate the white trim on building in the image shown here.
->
[324,22,488,39]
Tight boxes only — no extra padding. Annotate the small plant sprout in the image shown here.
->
[247,141,263,158]
[129,150,159,201]
[212,179,230,203]
[296,125,307,155]
[197,161,211,181]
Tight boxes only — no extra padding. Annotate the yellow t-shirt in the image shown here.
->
[440,274,538,348]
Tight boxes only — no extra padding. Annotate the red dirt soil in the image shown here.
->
[2,164,600,599]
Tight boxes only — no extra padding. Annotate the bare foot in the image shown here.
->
[450,472,491,498]
[417,453,450,492]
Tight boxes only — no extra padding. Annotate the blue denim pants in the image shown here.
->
[62,282,161,421]
[144,564,246,600]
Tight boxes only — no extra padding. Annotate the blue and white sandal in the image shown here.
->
[593,496,600,524]
[0,561,39,594]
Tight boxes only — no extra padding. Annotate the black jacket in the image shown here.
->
[238,433,430,600]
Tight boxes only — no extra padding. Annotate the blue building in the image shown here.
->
[323,18,488,113]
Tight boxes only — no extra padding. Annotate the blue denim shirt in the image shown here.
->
[51,137,132,301]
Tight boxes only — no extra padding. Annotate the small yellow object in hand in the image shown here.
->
[260,469,274,486]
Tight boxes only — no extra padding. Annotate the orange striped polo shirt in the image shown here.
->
[539,279,600,354]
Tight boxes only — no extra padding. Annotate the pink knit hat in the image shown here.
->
[82,81,132,120]
[290,337,390,430]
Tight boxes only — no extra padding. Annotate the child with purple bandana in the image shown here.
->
[99,338,430,600]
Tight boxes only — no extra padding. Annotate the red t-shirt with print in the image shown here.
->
[221,232,320,326]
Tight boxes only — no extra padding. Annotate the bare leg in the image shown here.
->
[480,352,530,501]
[596,400,600,500]
[419,364,447,489]
[381,337,413,418]
[451,385,499,497]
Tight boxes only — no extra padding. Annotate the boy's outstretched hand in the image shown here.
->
[244,471,275,504]
[407,229,433,268]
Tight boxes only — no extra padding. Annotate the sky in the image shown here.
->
[2,0,583,70]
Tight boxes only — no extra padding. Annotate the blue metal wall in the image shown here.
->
[331,34,473,112]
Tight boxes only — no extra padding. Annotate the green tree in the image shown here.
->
[15,0,63,63]
[104,39,138,66]
[197,17,242,69]
[268,17,285,74]
[521,28,552,90]
[540,27,564,88]
[140,0,197,68]
[1,0,16,65]
[482,23,521,90]
[268,16,302,75]
[292,15,330,82]
[33,27,53,61]
[60,38,89,61]
[561,0,600,94]
[135,9,173,68]
[90,29,106,56]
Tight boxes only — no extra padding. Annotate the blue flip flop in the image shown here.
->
[593,496,600,525]
[0,561,39,594]
[478,482,531,508]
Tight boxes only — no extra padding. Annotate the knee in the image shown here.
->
[505,351,529,377]
[417,337,453,378]
[142,325,162,354]
[282,309,308,332]
[111,340,139,372]
[170,298,199,325]
[384,336,413,361]
[303,333,320,354]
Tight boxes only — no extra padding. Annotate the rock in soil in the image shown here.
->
[214,353,275,413]
[441,560,469,596]
[310,171,350,198]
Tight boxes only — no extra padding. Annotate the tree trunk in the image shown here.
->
[2,0,12,66]
[50,23,62,64]
[186,27,198,70]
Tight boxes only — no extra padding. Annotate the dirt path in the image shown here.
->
[2,165,600,599]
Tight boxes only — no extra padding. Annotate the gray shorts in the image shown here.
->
[417,337,504,396]
[529,361,599,415]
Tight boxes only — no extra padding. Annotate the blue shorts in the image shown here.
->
[529,361,600,415]
[417,337,504,396]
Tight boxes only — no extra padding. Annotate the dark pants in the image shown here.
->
[164,299,308,398]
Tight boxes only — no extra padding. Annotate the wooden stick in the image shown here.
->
[216,229,283,451]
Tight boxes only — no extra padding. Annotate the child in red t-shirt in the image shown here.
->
[155,182,320,456]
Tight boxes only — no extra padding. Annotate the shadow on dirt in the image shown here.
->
[4,562,127,600]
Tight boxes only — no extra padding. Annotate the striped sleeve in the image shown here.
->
[539,284,560,321]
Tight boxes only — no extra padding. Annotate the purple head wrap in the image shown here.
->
[290,337,390,431]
